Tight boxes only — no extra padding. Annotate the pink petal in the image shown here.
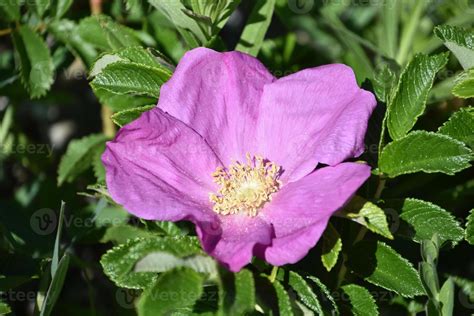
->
[196,214,272,272]
[260,162,371,265]
[158,47,275,166]
[102,107,222,222]
[256,65,377,183]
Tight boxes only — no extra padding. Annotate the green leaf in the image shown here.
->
[373,64,397,103]
[48,19,98,67]
[93,88,156,112]
[347,240,425,298]
[321,222,343,271]
[466,209,474,245]
[439,277,454,316]
[12,26,54,99]
[125,0,140,10]
[137,268,204,316]
[148,0,208,47]
[0,0,20,21]
[77,15,141,51]
[379,131,472,177]
[134,252,218,279]
[273,279,294,316]
[92,143,106,183]
[306,276,339,315]
[57,134,108,186]
[154,221,184,236]
[228,269,255,315]
[429,76,457,104]
[111,105,155,127]
[342,196,393,239]
[40,254,70,316]
[54,0,73,19]
[387,53,448,140]
[134,251,181,273]
[438,107,474,148]
[288,271,322,313]
[393,198,464,245]
[89,46,168,77]
[435,25,474,50]
[101,224,156,244]
[341,284,379,316]
[35,0,51,16]
[89,54,124,77]
[452,69,474,99]
[0,301,11,315]
[98,15,141,49]
[91,62,170,97]
[235,0,276,56]
[100,236,201,289]
[190,0,240,30]
[435,25,474,70]
[94,203,129,228]
[212,0,241,31]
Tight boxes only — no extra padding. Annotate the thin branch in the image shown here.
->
[0,28,12,36]
[90,0,102,15]
[89,0,116,138]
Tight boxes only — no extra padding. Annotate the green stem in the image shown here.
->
[395,0,426,65]
[336,255,348,288]
[90,0,102,15]
[374,177,386,201]
[378,111,388,161]
[101,105,115,138]
[89,0,115,138]
[354,227,368,244]
[269,266,278,283]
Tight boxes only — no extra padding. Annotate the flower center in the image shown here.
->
[209,153,282,216]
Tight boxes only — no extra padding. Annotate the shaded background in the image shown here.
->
[0,0,473,315]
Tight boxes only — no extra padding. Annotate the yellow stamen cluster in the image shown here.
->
[210,153,282,216]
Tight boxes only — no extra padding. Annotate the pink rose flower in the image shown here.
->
[102,48,377,272]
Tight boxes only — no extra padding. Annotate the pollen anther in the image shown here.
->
[209,153,282,216]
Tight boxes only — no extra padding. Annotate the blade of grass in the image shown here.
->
[396,0,427,64]
[51,201,65,278]
[235,0,276,56]
[380,0,399,58]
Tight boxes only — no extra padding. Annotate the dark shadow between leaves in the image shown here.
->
[346,239,378,278]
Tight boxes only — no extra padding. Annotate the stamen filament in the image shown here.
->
[210,153,281,216]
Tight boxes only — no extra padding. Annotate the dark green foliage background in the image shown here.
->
[0,0,473,315]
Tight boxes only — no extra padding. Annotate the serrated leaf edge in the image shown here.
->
[380,131,473,177]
